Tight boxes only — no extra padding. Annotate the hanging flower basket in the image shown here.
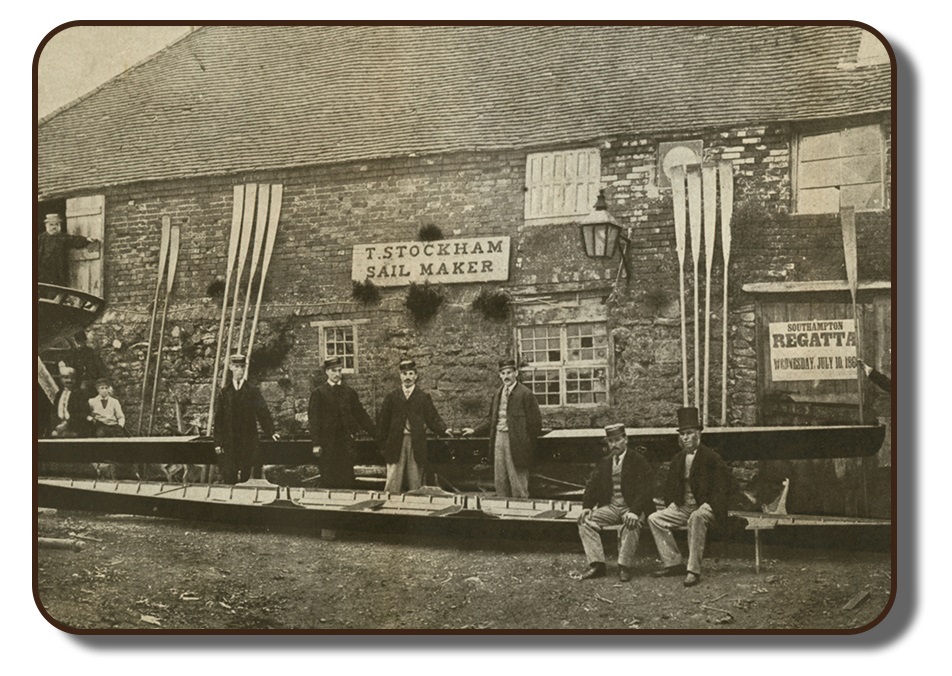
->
[352,279,381,304]
[418,224,444,241]
[405,282,445,324]
[472,287,512,321]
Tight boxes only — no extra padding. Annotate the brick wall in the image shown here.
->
[67,116,891,466]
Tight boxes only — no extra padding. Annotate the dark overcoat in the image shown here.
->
[308,383,376,487]
[376,387,447,465]
[213,381,275,478]
[475,381,542,469]
[38,231,89,286]
[663,443,729,525]
[51,386,92,437]
[582,448,655,516]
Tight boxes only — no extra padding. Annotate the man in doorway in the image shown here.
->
[213,354,280,484]
[463,358,542,498]
[377,359,452,494]
[647,406,729,588]
[575,424,654,581]
[308,357,376,489]
[37,213,98,287]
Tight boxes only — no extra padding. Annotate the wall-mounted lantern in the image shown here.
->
[579,190,631,281]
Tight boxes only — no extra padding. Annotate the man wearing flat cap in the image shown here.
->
[647,406,729,587]
[308,356,376,489]
[377,359,453,493]
[463,358,542,498]
[213,354,280,484]
[575,424,655,581]
[37,213,99,287]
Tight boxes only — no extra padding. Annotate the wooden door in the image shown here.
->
[66,195,104,296]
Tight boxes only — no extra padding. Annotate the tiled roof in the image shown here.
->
[37,24,891,198]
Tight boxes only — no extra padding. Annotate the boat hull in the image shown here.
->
[37,478,586,541]
[37,424,887,464]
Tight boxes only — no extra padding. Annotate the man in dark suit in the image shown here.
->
[213,354,279,484]
[51,365,91,438]
[377,359,452,493]
[37,213,98,287]
[648,406,729,587]
[463,358,542,498]
[575,424,655,581]
[308,357,376,489]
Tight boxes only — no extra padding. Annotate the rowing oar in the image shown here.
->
[237,184,271,354]
[147,224,181,435]
[206,185,246,436]
[247,184,284,366]
[840,204,863,423]
[718,161,734,426]
[221,184,258,384]
[701,164,717,425]
[687,165,703,411]
[670,165,689,407]
[137,216,171,434]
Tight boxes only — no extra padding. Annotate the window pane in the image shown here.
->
[798,126,883,213]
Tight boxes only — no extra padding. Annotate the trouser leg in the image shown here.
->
[406,442,423,490]
[578,505,624,565]
[385,435,412,493]
[686,503,715,575]
[494,434,511,496]
[648,504,689,568]
[617,521,642,568]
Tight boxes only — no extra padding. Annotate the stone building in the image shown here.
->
[37,25,893,515]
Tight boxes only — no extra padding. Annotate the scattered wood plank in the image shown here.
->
[38,537,85,552]
[842,590,870,611]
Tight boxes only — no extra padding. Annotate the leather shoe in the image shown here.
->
[618,565,632,582]
[683,572,701,587]
[652,564,687,578]
[579,564,606,580]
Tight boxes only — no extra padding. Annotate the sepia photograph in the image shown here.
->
[34,22,895,634]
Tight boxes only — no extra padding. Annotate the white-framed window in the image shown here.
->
[524,148,601,223]
[795,124,885,214]
[518,322,610,407]
[310,320,366,373]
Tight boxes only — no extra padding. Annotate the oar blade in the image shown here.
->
[702,164,717,269]
[671,165,687,265]
[687,165,703,265]
[718,161,733,264]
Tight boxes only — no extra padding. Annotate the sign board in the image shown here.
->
[768,319,858,381]
[352,236,511,287]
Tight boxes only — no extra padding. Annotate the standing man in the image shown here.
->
[213,354,280,484]
[377,359,452,494]
[648,406,729,588]
[37,213,98,287]
[308,357,376,489]
[575,424,654,581]
[463,358,542,498]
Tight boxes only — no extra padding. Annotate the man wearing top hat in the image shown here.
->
[463,358,543,498]
[37,213,99,287]
[575,424,655,581]
[308,356,376,489]
[213,354,280,484]
[377,359,453,493]
[647,406,729,587]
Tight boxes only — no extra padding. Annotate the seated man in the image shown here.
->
[575,423,654,582]
[648,406,729,588]
[88,378,126,437]
[51,365,90,438]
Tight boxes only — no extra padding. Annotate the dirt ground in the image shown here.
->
[34,509,892,633]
